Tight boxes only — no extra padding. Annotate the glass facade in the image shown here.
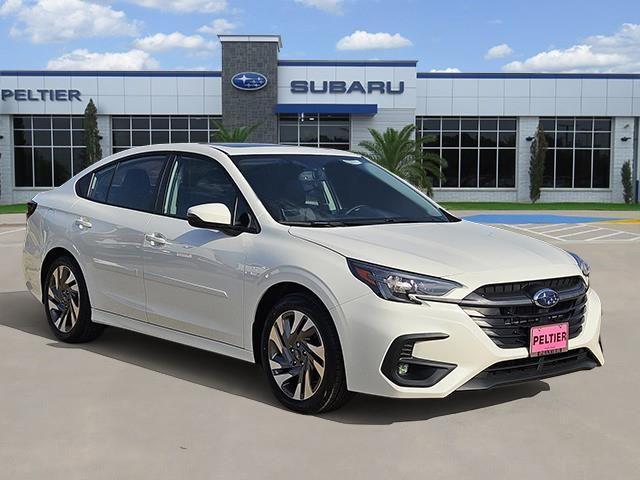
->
[13,115,86,188]
[111,116,222,153]
[279,113,350,150]
[417,117,517,188]
[540,117,612,189]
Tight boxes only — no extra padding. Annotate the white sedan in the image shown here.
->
[23,144,603,413]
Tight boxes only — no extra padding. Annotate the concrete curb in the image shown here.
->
[0,213,26,227]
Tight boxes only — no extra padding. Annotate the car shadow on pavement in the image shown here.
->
[2,291,549,425]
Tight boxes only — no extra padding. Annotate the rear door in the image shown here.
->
[71,153,169,321]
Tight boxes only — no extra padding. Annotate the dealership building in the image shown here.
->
[1,34,639,205]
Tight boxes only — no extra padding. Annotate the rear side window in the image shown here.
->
[106,155,166,212]
[86,164,116,203]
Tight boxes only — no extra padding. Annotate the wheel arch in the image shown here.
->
[40,247,82,303]
[252,282,336,365]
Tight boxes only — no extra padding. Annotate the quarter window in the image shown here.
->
[417,117,517,188]
[13,115,86,188]
[111,116,221,153]
[541,117,612,189]
[279,114,350,150]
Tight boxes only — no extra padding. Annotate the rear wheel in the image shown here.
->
[44,256,103,343]
[261,293,352,414]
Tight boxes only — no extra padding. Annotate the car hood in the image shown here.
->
[289,220,581,290]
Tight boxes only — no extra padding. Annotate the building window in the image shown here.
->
[417,117,517,188]
[13,115,86,188]
[111,116,221,153]
[540,117,611,189]
[279,113,350,150]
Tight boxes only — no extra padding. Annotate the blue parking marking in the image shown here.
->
[462,214,619,225]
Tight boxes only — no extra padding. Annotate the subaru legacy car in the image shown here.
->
[23,144,603,413]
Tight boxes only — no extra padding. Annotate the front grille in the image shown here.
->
[461,348,599,390]
[461,276,588,349]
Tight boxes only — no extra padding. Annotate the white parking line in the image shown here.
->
[498,222,640,243]
[586,231,627,241]
[556,228,603,238]
[0,228,25,236]
[507,224,567,242]
[537,224,591,234]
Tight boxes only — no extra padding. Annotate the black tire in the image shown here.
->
[260,293,352,414]
[43,255,103,343]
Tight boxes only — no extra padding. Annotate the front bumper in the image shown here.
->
[332,288,603,398]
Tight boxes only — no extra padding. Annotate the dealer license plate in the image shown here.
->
[529,322,569,357]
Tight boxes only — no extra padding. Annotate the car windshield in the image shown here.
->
[231,155,453,226]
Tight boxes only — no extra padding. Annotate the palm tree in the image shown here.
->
[212,121,260,142]
[356,124,446,196]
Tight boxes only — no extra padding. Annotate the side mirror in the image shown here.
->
[187,203,232,230]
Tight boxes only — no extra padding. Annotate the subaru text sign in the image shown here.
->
[290,80,405,95]
[231,72,268,91]
[1,89,82,101]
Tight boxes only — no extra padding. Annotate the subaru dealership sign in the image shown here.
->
[231,72,268,91]
[1,89,82,101]
[290,80,405,95]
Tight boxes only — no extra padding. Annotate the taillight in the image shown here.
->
[26,201,38,220]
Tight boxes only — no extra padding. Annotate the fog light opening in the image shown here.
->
[397,363,409,376]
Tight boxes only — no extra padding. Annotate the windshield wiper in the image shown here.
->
[283,217,446,227]
[282,220,350,227]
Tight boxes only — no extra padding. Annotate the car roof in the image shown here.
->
[205,143,361,157]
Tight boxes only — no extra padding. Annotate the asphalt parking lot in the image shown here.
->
[1,212,639,479]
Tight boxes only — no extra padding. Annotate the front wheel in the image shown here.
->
[44,256,103,343]
[261,293,352,414]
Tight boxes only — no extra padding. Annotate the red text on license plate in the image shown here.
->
[530,322,569,357]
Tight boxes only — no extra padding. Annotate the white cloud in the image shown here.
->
[293,0,343,14]
[485,43,513,60]
[128,0,226,13]
[503,23,640,73]
[133,32,216,52]
[5,0,138,43]
[429,67,461,73]
[0,0,22,15]
[488,19,503,25]
[336,30,413,50]
[198,18,237,35]
[47,49,159,70]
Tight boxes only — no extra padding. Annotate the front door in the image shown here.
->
[142,153,249,346]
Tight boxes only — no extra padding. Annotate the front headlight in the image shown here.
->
[568,251,591,279]
[347,258,462,304]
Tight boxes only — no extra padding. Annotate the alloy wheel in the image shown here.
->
[268,310,326,401]
[47,265,80,334]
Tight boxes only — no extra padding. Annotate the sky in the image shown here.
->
[0,0,639,72]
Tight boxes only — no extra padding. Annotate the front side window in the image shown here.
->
[13,115,86,188]
[232,155,451,226]
[105,155,167,212]
[540,117,612,189]
[163,155,238,219]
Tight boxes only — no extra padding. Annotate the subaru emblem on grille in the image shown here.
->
[533,288,560,308]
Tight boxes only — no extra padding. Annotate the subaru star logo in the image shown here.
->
[533,288,560,308]
[231,72,268,91]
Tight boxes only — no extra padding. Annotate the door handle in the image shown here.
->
[145,233,167,247]
[74,218,92,230]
